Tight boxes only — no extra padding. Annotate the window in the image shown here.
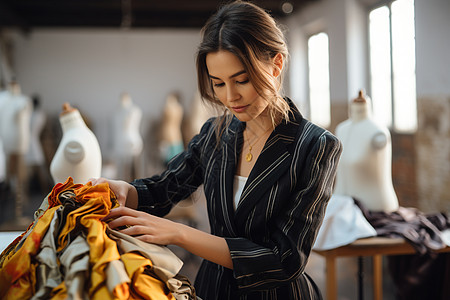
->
[308,32,331,128]
[369,0,417,132]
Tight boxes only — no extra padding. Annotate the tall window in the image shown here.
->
[369,0,417,132]
[308,32,331,128]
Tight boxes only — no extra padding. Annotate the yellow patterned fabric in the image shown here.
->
[0,205,60,299]
[121,252,174,300]
[0,177,194,300]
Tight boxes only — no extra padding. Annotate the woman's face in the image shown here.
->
[205,50,271,123]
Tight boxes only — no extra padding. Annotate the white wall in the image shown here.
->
[8,28,201,158]
[286,0,368,116]
[4,0,450,160]
[287,0,450,106]
[415,0,450,96]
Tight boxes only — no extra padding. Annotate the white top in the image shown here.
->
[233,175,248,210]
[334,99,399,212]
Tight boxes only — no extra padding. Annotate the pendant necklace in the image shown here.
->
[245,127,272,162]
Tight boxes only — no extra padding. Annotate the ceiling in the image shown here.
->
[0,0,319,32]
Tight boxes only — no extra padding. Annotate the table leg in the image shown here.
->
[325,256,337,300]
[358,257,364,300]
[373,254,383,300]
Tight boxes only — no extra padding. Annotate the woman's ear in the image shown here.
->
[272,53,283,77]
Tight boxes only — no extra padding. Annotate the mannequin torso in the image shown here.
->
[0,83,32,155]
[26,97,47,166]
[112,93,143,158]
[159,93,184,163]
[50,103,102,184]
[0,90,9,182]
[334,91,399,212]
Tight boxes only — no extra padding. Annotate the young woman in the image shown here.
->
[91,1,342,299]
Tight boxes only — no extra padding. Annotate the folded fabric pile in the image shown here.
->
[0,177,197,300]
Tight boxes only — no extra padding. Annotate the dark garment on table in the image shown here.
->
[354,199,450,300]
[131,98,343,299]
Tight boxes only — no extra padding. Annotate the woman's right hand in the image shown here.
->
[88,177,138,209]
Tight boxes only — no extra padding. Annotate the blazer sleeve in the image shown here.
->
[225,129,342,291]
[130,120,214,217]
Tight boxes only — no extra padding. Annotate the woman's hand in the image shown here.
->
[104,206,181,246]
[88,177,138,209]
[104,206,233,269]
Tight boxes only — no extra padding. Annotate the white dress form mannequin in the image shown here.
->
[0,82,32,155]
[26,96,50,193]
[112,92,143,181]
[0,87,9,183]
[182,90,214,144]
[334,90,399,212]
[159,92,184,164]
[50,103,102,184]
[0,81,33,229]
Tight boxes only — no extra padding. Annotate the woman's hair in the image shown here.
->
[196,0,291,138]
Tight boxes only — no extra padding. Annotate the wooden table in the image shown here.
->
[313,237,450,300]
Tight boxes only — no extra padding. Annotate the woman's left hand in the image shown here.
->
[103,206,181,246]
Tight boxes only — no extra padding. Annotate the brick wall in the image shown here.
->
[416,96,450,213]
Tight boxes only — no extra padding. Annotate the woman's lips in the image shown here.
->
[231,105,248,113]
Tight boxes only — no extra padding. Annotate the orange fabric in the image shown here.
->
[112,283,130,300]
[47,177,82,208]
[0,177,176,300]
[0,178,78,268]
[0,206,60,299]
[49,281,67,300]
[52,180,123,298]
[121,252,174,300]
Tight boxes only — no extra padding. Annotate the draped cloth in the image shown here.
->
[0,177,197,300]
[355,199,450,300]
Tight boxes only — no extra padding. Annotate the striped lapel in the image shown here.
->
[235,99,303,221]
[213,117,243,237]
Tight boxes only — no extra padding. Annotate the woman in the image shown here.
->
[92,1,342,299]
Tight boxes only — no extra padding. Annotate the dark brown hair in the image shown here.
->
[196,1,291,137]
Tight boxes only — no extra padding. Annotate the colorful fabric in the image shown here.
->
[0,177,197,300]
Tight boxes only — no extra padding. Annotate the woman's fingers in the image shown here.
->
[107,215,140,229]
[117,225,148,236]
[103,207,178,246]
[106,206,139,218]
[104,206,154,228]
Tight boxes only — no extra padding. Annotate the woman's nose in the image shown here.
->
[226,86,240,102]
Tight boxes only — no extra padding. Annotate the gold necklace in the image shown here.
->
[244,128,272,162]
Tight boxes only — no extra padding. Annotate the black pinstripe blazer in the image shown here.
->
[132,99,342,299]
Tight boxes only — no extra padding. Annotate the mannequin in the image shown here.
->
[334,90,399,212]
[0,82,32,156]
[26,95,50,193]
[182,90,215,145]
[50,103,102,184]
[112,92,143,181]
[26,96,47,167]
[0,86,9,183]
[159,92,184,164]
[0,81,32,228]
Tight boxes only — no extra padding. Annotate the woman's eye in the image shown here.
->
[213,82,225,87]
[237,79,249,85]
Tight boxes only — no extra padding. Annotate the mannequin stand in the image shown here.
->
[0,153,32,231]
